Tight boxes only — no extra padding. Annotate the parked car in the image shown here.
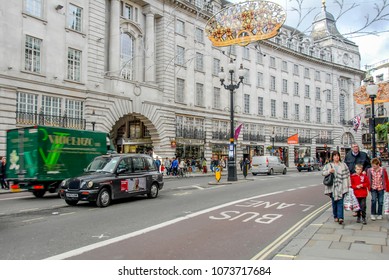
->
[59,154,164,207]
[251,156,287,175]
[297,156,321,172]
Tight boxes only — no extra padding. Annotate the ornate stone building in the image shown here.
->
[0,0,365,167]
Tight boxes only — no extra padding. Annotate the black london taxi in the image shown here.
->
[59,154,164,207]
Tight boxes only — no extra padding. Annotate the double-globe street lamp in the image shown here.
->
[218,59,245,181]
[366,83,378,158]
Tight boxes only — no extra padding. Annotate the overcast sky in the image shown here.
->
[228,0,389,69]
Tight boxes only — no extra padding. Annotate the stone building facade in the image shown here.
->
[0,0,365,167]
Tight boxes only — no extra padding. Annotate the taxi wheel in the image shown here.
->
[147,183,159,199]
[282,168,287,175]
[65,200,78,206]
[96,188,111,207]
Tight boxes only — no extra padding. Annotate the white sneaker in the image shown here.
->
[377,215,383,220]
[371,215,376,221]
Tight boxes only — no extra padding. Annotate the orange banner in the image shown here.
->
[287,133,299,144]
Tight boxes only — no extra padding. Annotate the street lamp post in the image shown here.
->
[366,83,378,158]
[271,130,275,156]
[219,59,245,181]
[91,110,96,131]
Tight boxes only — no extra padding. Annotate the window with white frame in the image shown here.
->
[282,60,288,72]
[257,72,263,87]
[195,52,204,71]
[339,93,345,123]
[327,109,332,124]
[258,97,263,116]
[270,56,276,68]
[315,87,321,100]
[244,94,250,114]
[315,70,320,80]
[243,68,249,83]
[293,64,299,75]
[304,85,310,98]
[25,35,42,73]
[243,47,250,60]
[176,46,185,65]
[213,58,220,76]
[176,19,185,35]
[294,104,299,121]
[316,107,321,123]
[271,99,276,117]
[213,87,221,109]
[122,2,138,21]
[304,67,310,78]
[17,92,38,113]
[294,82,299,96]
[42,95,62,116]
[257,52,264,64]
[195,83,204,106]
[195,27,204,43]
[65,99,83,119]
[305,106,311,122]
[283,102,288,119]
[270,76,276,91]
[68,4,82,32]
[120,33,134,80]
[326,89,332,101]
[282,79,288,93]
[176,78,185,103]
[24,0,42,18]
[67,48,81,82]
[326,73,332,83]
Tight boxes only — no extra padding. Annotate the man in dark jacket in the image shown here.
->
[344,143,371,174]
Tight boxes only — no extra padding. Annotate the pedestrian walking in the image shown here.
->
[0,156,8,189]
[350,164,370,224]
[171,157,179,176]
[344,143,371,174]
[242,157,250,178]
[164,157,171,176]
[202,158,207,174]
[366,157,389,221]
[322,151,351,224]
[154,156,161,173]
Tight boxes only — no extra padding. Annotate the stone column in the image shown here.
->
[145,12,156,82]
[109,0,121,76]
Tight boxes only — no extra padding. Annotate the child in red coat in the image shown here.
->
[351,164,370,224]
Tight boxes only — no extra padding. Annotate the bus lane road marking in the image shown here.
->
[46,185,327,260]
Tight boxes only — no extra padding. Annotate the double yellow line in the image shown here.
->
[251,201,331,260]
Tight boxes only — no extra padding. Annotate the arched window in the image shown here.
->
[120,33,134,80]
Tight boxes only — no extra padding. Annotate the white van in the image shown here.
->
[251,156,287,175]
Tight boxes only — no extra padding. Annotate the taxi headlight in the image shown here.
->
[60,179,68,187]
[87,181,94,189]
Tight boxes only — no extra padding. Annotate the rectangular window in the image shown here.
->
[304,67,310,78]
[17,92,38,114]
[25,0,42,18]
[195,27,204,43]
[66,99,83,119]
[176,78,185,103]
[68,4,82,32]
[270,56,276,68]
[305,85,310,98]
[293,64,299,75]
[176,19,185,35]
[195,52,203,71]
[270,76,276,91]
[283,102,288,119]
[326,89,332,101]
[243,68,250,83]
[271,99,276,117]
[257,52,264,64]
[326,73,332,83]
[327,109,332,124]
[244,94,250,114]
[257,72,263,87]
[243,47,250,60]
[195,83,204,106]
[176,46,185,65]
[282,60,288,72]
[294,82,299,96]
[67,48,82,82]
[213,58,220,76]
[42,95,62,116]
[315,87,321,100]
[294,104,299,121]
[258,97,263,116]
[123,3,138,21]
[213,87,220,109]
[315,70,320,80]
[282,79,288,93]
[25,35,42,73]
[305,106,311,122]
[316,107,321,123]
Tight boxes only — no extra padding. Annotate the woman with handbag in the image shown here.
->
[322,151,351,224]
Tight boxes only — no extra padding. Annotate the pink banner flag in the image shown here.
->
[234,123,243,140]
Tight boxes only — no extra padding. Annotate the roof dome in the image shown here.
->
[311,0,342,41]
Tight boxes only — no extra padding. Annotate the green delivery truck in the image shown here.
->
[6,126,112,197]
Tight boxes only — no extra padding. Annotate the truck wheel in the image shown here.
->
[33,190,46,198]
[147,183,159,199]
[96,188,111,207]
[65,200,78,206]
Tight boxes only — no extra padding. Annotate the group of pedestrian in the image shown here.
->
[159,157,209,176]
[322,143,389,225]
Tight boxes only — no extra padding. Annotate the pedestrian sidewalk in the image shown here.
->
[273,206,389,260]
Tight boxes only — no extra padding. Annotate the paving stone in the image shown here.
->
[276,238,309,256]
[329,241,351,250]
[352,230,388,238]
[341,235,387,245]
[350,243,382,254]
[312,233,342,241]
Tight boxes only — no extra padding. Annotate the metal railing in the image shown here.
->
[16,111,86,130]
[176,127,205,139]
[212,131,229,140]
[242,133,266,142]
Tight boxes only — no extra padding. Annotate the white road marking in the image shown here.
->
[22,217,44,223]
[0,196,29,201]
[19,208,39,212]
[59,212,76,216]
[92,234,109,239]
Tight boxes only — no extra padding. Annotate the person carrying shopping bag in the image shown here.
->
[322,151,351,225]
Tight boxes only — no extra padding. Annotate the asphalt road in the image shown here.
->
[0,170,328,260]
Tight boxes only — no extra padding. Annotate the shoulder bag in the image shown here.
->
[323,164,334,186]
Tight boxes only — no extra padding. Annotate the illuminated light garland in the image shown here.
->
[205,1,286,47]
[353,83,389,105]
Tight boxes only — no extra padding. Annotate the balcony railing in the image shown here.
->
[176,127,205,139]
[242,133,266,142]
[16,111,86,130]
[299,137,312,144]
[316,138,334,144]
[212,131,229,140]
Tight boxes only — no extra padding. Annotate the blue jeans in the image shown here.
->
[331,194,344,220]
[371,189,384,216]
